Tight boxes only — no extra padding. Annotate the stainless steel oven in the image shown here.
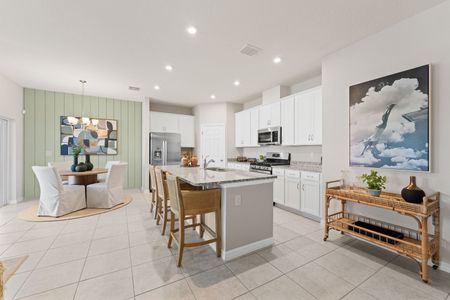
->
[258,126,282,145]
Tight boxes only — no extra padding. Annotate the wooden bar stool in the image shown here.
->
[155,168,196,235]
[165,174,221,267]
[149,165,159,219]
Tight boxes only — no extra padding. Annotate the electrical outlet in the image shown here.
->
[235,195,242,206]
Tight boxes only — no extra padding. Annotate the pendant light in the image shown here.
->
[80,80,90,125]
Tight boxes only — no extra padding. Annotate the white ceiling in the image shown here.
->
[0,0,445,106]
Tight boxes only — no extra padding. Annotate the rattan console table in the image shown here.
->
[324,180,440,283]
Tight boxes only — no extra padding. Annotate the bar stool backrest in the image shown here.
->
[155,167,167,201]
[165,174,183,215]
[149,164,157,192]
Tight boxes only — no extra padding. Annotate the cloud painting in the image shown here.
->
[349,65,430,171]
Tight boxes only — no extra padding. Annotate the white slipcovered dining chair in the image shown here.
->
[98,160,121,182]
[32,166,86,217]
[86,163,127,208]
[47,161,72,184]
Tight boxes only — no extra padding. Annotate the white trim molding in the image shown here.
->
[220,237,274,262]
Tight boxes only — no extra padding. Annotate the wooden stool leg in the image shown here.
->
[161,204,168,236]
[177,217,185,267]
[150,191,155,213]
[156,197,161,224]
[168,211,175,248]
[200,214,205,238]
[215,209,221,257]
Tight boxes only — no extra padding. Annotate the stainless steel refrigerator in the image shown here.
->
[149,132,181,166]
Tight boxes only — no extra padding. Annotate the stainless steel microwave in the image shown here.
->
[258,126,282,145]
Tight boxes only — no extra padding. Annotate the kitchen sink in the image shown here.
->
[206,167,228,172]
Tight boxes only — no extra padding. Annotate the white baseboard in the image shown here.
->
[221,238,274,262]
[434,261,450,274]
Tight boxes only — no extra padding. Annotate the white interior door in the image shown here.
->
[200,124,226,168]
[0,118,8,206]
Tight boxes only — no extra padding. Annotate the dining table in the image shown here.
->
[59,168,108,185]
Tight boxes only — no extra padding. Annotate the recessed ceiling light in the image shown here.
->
[186,26,197,35]
[273,56,282,64]
[154,85,160,90]
[234,80,240,86]
[210,94,216,99]
[165,65,173,71]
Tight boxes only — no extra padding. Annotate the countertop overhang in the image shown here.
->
[160,165,276,187]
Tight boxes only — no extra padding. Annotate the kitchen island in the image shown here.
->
[161,165,276,261]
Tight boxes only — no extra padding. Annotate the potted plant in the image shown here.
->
[71,144,82,172]
[360,170,387,197]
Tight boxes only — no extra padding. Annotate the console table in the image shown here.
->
[324,180,440,283]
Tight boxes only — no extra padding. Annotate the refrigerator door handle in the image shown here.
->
[162,140,166,165]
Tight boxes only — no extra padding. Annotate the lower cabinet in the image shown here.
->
[284,170,301,210]
[273,169,321,219]
[273,168,285,205]
[300,172,321,218]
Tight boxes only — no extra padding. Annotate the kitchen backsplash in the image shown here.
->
[240,145,322,163]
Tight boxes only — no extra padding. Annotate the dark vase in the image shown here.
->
[71,156,78,172]
[401,176,425,203]
[85,154,94,171]
[75,163,88,172]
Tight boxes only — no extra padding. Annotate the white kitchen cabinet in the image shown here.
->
[235,110,251,147]
[259,102,281,129]
[150,111,196,147]
[300,172,321,218]
[150,111,179,133]
[250,108,259,146]
[273,168,285,205]
[281,96,295,145]
[178,115,195,148]
[294,87,322,145]
[284,170,301,210]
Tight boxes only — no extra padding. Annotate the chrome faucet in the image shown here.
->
[203,155,215,169]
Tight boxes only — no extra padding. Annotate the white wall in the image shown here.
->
[193,102,243,160]
[0,73,23,203]
[322,1,450,271]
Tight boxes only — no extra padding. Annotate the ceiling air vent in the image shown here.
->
[240,44,262,56]
[128,86,140,91]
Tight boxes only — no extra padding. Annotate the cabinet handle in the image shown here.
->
[302,184,305,191]
[311,134,314,141]
[297,183,300,190]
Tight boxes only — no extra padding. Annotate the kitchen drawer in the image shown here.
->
[301,172,320,182]
[285,169,301,178]
[272,168,285,176]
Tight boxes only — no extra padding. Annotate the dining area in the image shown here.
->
[17,160,129,221]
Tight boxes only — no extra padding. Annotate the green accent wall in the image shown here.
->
[24,88,142,199]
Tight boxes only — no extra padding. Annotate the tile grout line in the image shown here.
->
[126,200,137,299]
[12,220,69,300]
[72,215,100,300]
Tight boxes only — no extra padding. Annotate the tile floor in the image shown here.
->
[1,191,449,300]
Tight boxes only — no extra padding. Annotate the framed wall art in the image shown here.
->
[349,65,430,171]
[60,116,118,155]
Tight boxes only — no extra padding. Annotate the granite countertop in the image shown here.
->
[227,159,252,164]
[272,162,322,173]
[160,165,276,187]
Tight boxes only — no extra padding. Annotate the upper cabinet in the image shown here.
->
[235,110,251,147]
[280,96,295,145]
[294,87,322,145]
[250,108,259,146]
[178,115,195,148]
[150,111,195,147]
[234,85,322,148]
[235,107,259,147]
[150,111,179,133]
[259,102,280,129]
